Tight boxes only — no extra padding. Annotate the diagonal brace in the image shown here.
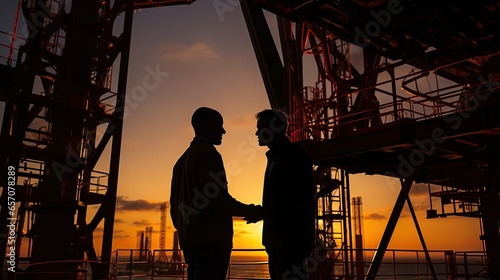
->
[366,176,414,280]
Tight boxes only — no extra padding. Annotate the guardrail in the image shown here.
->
[3,248,493,279]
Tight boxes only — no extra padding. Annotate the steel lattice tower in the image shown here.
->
[159,202,168,262]
[0,1,194,279]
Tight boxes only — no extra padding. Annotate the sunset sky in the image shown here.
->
[0,0,484,257]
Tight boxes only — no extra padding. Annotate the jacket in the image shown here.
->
[170,137,252,252]
[262,138,316,255]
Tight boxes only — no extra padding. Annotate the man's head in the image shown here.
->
[255,109,288,147]
[192,107,226,145]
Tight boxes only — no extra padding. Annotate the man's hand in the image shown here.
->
[243,204,264,224]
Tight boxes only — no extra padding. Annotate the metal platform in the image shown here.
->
[250,0,500,84]
[304,104,500,184]
[242,1,500,279]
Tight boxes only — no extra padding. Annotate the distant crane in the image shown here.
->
[155,202,183,275]
[159,202,168,262]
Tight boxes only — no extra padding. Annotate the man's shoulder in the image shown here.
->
[281,142,311,165]
[189,140,218,153]
[187,141,222,162]
[288,141,310,154]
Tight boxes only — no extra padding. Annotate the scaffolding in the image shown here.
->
[314,167,351,278]
[241,1,500,279]
[0,0,194,279]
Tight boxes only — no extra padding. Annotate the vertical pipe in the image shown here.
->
[150,250,155,280]
[444,250,455,280]
[355,234,364,280]
[428,183,433,210]
[129,250,133,280]
[389,67,398,122]
[463,253,469,277]
[140,232,145,259]
[345,171,354,277]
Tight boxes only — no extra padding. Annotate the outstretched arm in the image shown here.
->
[197,148,262,218]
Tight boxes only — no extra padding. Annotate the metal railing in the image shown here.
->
[107,248,492,280]
[11,259,115,280]
[3,248,493,279]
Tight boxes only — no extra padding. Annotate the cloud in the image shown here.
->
[116,196,165,212]
[94,229,127,238]
[365,213,386,220]
[160,42,219,62]
[234,229,251,238]
[364,201,430,220]
[115,219,126,224]
[410,183,429,197]
[400,202,429,218]
[133,219,152,227]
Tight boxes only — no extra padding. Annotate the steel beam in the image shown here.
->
[366,177,414,280]
[406,196,438,280]
[99,0,134,270]
[240,0,286,110]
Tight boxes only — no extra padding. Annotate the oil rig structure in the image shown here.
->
[240,1,500,279]
[0,0,194,279]
[1,0,500,280]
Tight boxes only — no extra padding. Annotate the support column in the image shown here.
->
[97,0,134,277]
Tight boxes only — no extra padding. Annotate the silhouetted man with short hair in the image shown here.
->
[170,107,261,280]
[252,109,316,280]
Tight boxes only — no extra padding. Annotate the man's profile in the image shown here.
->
[254,109,316,280]
[170,107,261,280]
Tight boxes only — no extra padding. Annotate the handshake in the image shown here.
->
[243,204,264,224]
